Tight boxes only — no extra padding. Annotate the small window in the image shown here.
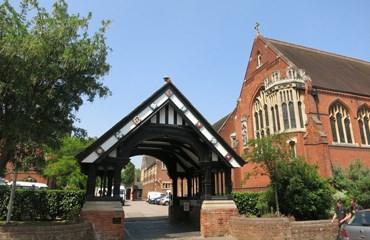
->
[272,71,280,82]
[257,51,262,68]
[287,68,297,79]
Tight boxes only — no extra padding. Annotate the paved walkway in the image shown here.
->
[123,200,236,240]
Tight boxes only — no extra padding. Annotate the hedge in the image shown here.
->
[0,186,85,221]
[232,192,263,216]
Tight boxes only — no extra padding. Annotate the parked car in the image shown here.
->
[149,194,164,204]
[339,209,370,240]
[0,178,7,186]
[147,191,163,203]
[159,195,170,206]
[7,181,47,189]
[154,194,166,205]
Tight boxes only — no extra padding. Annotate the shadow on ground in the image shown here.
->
[124,217,200,240]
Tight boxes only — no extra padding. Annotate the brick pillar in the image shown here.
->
[81,201,124,240]
[200,200,239,238]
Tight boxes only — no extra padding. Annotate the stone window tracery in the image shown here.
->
[253,85,306,138]
[358,106,370,145]
[329,103,353,144]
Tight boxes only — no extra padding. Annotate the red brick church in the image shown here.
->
[215,33,370,191]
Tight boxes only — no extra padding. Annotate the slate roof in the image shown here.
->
[265,37,370,97]
[213,113,231,132]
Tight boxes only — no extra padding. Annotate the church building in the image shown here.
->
[215,33,370,191]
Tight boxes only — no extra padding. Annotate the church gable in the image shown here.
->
[244,36,288,81]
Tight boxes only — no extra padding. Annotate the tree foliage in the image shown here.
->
[135,168,141,183]
[274,158,333,220]
[121,162,135,187]
[0,0,111,171]
[331,160,370,208]
[43,136,94,189]
[247,134,291,214]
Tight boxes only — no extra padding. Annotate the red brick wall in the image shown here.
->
[0,221,94,240]
[4,162,48,184]
[200,200,239,238]
[142,159,172,200]
[219,36,370,191]
[229,216,338,240]
[81,210,124,240]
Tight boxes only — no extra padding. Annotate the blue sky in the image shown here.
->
[33,1,370,167]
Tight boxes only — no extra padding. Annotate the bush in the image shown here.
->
[232,192,263,216]
[0,187,85,221]
[331,160,370,208]
[274,158,334,220]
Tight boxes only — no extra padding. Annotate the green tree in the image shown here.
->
[0,0,110,222]
[0,0,110,172]
[135,168,141,183]
[275,158,333,220]
[247,134,290,215]
[43,136,94,189]
[121,162,135,187]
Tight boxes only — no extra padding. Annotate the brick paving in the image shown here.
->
[123,200,236,240]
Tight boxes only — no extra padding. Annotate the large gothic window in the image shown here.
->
[329,102,353,144]
[253,87,306,138]
[358,106,370,145]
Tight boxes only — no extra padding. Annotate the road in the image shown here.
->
[123,200,236,240]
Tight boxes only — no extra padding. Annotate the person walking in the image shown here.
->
[332,200,347,240]
[332,200,347,226]
[342,198,362,223]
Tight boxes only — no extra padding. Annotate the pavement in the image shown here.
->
[123,200,236,240]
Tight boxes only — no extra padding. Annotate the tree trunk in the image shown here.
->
[274,185,280,217]
[6,170,17,224]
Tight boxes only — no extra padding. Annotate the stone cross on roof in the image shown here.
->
[254,22,260,36]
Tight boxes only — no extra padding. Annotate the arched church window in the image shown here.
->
[255,112,259,131]
[282,103,289,130]
[259,110,264,129]
[330,117,338,143]
[298,101,304,128]
[344,118,352,143]
[289,102,296,128]
[329,102,353,144]
[264,105,269,127]
[357,106,370,145]
[275,105,281,131]
[253,85,306,138]
[271,107,276,132]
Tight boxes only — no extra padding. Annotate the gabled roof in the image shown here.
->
[213,112,231,132]
[76,81,245,168]
[263,37,370,97]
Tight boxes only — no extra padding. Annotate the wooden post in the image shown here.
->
[86,165,96,199]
